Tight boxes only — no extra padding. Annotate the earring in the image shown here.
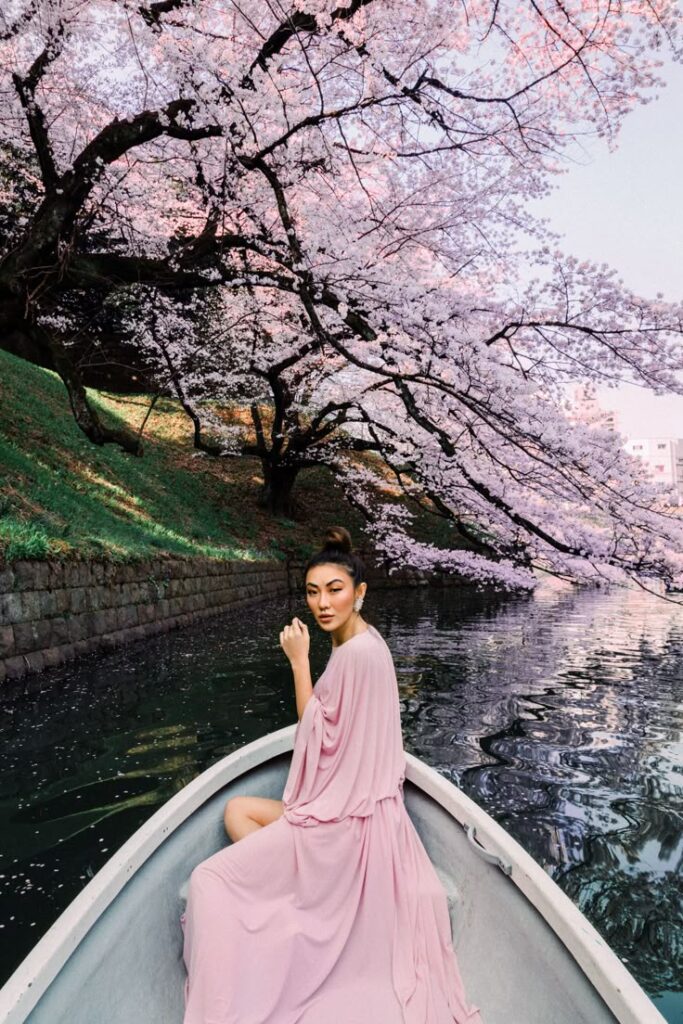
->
[353,597,364,611]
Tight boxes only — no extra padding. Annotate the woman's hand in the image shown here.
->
[280,617,310,665]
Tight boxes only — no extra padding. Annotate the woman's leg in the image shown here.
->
[223,795,284,842]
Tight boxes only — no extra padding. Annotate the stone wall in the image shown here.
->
[0,557,291,688]
[0,551,462,690]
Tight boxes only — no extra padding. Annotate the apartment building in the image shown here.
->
[624,437,683,503]
[568,385,682,503]
[568,384,621,433]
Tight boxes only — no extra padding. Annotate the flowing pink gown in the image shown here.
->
[180,623,484,1024]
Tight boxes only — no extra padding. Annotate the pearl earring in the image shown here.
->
[353,597,364,611]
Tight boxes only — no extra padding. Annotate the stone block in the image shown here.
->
[47,563,65,589]
[42,646,63,669]
[14,561,49,591]
[63,564,75,587]
[4,655,27,680]
[63,643,76,661]
[0,592,22,629]
[78,564,92,587]
[100,632,118,651]
[0,568,15,593]
[68,614,88,643]
[62,564,80,588]
[135,603,151,625]
[21,591,42,622]
[14,619,51,655]
[50,617,71,646]
[0,625,14,658]
[102,562,117,584]
[104,608,118,632]
[53,589,70,615]
[24,650,45,674]
[92,610,108,635]
[117,605,139,630]
[83,611,99,636]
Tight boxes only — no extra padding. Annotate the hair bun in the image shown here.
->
[321,525,352,555]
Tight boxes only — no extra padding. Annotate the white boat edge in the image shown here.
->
[0,725,668,1024]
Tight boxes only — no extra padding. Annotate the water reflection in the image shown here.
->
[0,580,681,1019]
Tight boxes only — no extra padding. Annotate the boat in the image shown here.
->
[0,723,667,1024]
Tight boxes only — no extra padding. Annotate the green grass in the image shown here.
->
[0,350,291,564]
[0,348,466,566]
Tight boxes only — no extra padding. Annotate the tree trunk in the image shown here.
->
[258,461,300,517]
[0,295,143,456]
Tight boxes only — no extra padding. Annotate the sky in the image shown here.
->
[530,54,683,439]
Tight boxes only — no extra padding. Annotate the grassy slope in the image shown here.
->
[0,349,455,565]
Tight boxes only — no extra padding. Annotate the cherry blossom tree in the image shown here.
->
[1,0,683,593]
[116,283,387,514]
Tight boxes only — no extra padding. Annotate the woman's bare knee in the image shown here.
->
[223,796,248,840]
[223,796,284,842]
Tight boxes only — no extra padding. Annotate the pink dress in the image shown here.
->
[180,624,484,1024]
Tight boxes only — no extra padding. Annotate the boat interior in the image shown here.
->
[19,748,624,1024]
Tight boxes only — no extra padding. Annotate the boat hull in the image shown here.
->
[0,726,666,1024]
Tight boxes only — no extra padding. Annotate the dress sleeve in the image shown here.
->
[281,642,405,827]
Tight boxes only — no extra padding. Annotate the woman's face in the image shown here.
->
[305,563,365,632]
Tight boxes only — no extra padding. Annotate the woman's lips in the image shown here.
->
[319,615,333,621]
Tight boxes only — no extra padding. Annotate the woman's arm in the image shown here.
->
[279,617,313,720]
[291,656,313,721]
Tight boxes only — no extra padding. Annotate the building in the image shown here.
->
[568,384,621,433]
[624,437,683,504]
[567,385,683,504]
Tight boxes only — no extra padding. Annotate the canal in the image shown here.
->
[0,578,681,1020]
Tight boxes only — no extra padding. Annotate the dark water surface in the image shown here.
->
[1,580,681,1019]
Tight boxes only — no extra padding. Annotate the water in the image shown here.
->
[0,578,681,1019]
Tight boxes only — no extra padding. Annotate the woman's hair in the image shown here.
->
[304,525,367,589]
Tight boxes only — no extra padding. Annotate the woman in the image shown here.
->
[180,526,484,1024]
